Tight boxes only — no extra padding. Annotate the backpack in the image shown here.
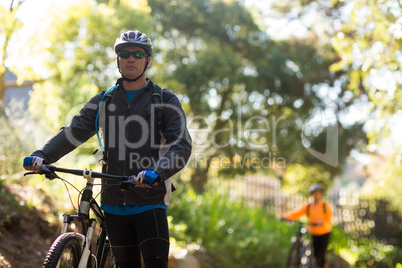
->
[94,84,166,162]
[306,202,326,217]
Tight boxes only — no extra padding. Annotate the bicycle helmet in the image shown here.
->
[114,30,153,82]
[114,30,153,56]
[309,183,323,193]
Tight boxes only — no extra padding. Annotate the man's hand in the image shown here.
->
[135,170,160,186]
[23,156,44,172]
[133,179,152,189]
[309,221,324,226]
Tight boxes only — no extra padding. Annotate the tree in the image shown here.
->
[148,0,366,192]
[28,1,153,138]
[329,0,402,212]
[329,0,402,143]
[23,0,368,194]
[0,0,33,107]
[277,0,401,207]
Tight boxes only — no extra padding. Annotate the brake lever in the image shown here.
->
[24,171,38,176]
[119,177,150,192]
[24,165,60,180]
[120,177,135,190]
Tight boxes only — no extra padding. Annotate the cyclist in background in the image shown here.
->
[23,29,192,268]
[282,183,332,268]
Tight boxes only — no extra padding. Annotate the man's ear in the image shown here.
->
[147,57,152,67]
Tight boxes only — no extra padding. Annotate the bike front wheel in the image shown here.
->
[286,241,301,268]
[43,233,82,268]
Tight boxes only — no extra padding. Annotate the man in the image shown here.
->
[24,30,192,268]
[282,184,332,268]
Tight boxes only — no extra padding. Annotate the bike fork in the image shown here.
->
[60,215,97,268]
[78,219,96,268]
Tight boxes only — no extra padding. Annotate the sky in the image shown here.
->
[6,0,72,31]
[3,0,308,39]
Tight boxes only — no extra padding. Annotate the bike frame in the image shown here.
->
[285,221,312,268]
[58,170,104,267]
[25,165,138,268]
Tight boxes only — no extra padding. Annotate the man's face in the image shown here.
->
[117,46,150,79]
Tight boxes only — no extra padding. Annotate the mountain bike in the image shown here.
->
[24,165,146,268]
[285,221,313,268]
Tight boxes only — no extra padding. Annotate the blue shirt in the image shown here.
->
[124,83,147,103]
[100,204,166,215]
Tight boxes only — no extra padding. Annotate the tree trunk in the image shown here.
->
[189,85,232,193]
[190,165,210,194]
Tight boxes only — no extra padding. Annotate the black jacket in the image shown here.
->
[32,80,192,206]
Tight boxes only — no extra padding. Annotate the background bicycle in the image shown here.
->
[285,221,314,268]
[25,165,145,268]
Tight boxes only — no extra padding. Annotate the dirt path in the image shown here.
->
[0,180,59,267]
[0,210,58,268]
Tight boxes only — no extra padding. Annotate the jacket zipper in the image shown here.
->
[123,102,130,206]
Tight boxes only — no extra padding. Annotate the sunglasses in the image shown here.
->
[118,50,146,59]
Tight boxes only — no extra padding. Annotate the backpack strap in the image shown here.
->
[151,85,165,133]
[95,86,117,155]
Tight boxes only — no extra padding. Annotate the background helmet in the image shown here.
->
[309,183,323,193]
[114,30,153,56]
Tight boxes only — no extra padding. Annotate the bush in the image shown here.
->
[168,187,292,267]
[168,186,402,267]
[328,220,402,267]
[0,115,26,177]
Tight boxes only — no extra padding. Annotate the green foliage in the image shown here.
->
[282,163,332,196]
[355,152,402,216]
[0,109,33,227]
[149,0,366,192]
[0,182,30,229]
[0,2,24,101]
[317,0,402,217]
[0,118,24,176]
[331,225,402,267]
[169,187,402,267]
[5,0,372,195]
[28,1,153,134]
[328,0,402,152]
[168,187,295,267]
[3,0,370,194]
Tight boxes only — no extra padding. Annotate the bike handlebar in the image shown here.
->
[24,165,138,190]
[281,218,323,226]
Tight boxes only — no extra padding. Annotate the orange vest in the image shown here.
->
[283,201,332,236]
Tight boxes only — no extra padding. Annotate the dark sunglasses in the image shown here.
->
[118,50,146,59]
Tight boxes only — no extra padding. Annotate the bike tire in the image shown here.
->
[286,242,301,268]
[299,239,312,267]
[43,233,82,268]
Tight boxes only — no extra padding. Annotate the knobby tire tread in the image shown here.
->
[43,233,82,268]
[286,241,300,268]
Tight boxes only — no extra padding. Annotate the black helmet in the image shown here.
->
[309,183,323,193]
[114,30,153,56]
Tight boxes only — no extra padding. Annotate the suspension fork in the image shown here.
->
[78,219,97,268]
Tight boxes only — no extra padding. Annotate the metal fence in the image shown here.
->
[217,175,402,247]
